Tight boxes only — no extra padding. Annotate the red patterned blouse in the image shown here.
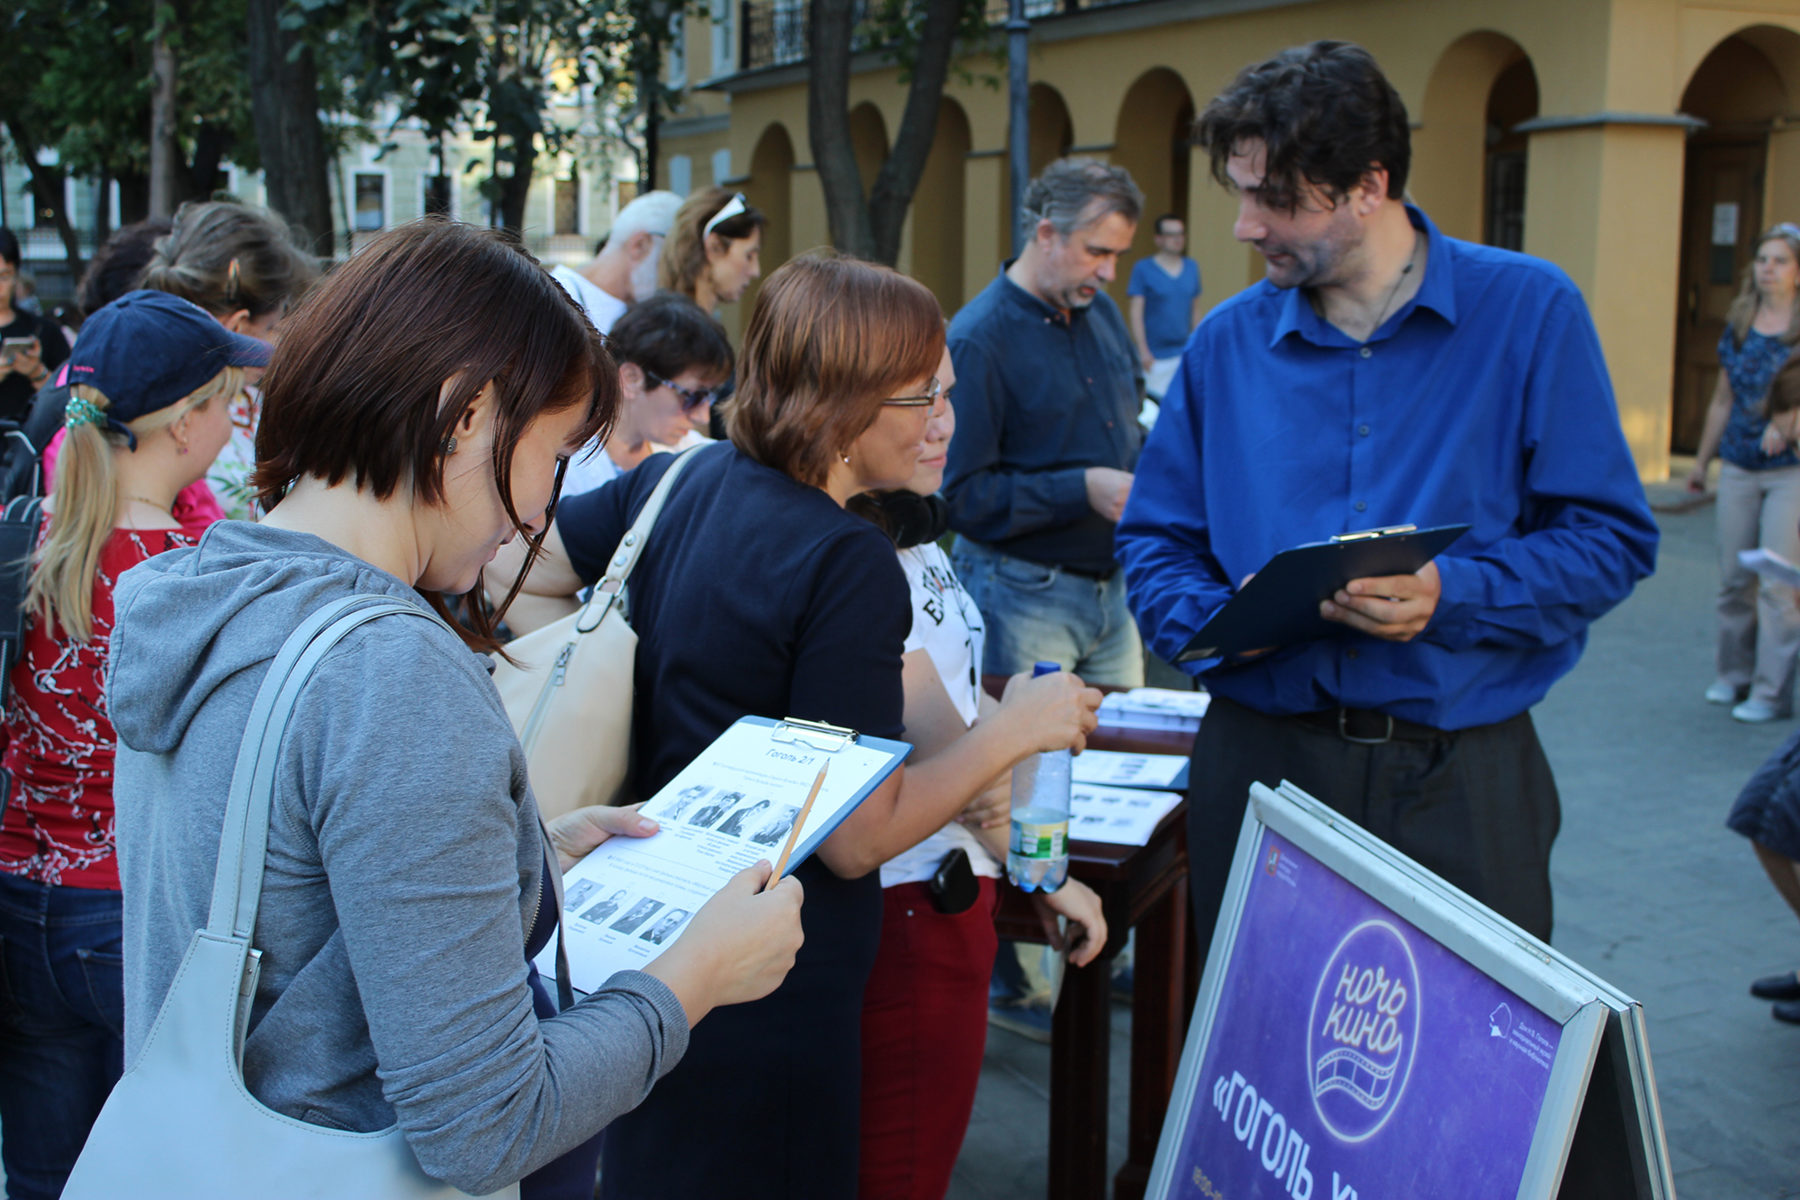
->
[0,521,211,890]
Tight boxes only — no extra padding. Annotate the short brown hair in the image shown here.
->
[253,218,614,647]
[659,187,767,301]
[728,251,943,488]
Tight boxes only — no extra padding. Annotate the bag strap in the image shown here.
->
[573,446,702,634]
[206,595,443,940]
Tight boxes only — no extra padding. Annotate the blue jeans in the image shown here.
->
[0,874,123,1200]
[951,539,1144,687]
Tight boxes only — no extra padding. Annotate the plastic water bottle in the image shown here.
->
[1008,662,1071,893]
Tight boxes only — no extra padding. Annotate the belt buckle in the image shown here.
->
[1337,707,1394,745]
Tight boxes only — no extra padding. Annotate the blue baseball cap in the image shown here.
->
[64,290,273,445]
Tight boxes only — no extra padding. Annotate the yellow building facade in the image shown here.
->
[660,0,1800,480]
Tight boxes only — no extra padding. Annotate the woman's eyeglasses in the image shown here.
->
[643,367,720,411]
[881,377,944,409]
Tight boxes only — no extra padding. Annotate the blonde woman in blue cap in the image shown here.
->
[0,289,268,1200]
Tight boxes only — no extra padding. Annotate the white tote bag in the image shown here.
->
[64,596,515,1200]
[492,447,699,821]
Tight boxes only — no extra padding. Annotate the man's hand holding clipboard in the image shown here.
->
[1320,557,1442,641]
[1177,524,1470,663]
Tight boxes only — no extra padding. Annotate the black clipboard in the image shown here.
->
[1176,523,1470,663]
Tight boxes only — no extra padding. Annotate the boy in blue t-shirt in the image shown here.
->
[1127,214,1202,401]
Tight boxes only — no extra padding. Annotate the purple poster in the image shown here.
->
[1172,830,1562,1200]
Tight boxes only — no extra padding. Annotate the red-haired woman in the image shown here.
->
[506,250,1099,1199]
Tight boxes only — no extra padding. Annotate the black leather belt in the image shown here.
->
[1293,706,1446,745]
[1061,563,1118,581]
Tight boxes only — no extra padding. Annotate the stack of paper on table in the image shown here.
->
[1070,784,1183,846]
[1097,687,1210,732]
[1070,749,1189,791]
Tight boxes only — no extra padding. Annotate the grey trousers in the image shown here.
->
[1185,696,1561,948]
[1715,461,1800,707]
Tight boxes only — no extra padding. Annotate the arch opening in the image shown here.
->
[743,122,796,320]
[911,99,972,313]
[1672,26,1800,453]
[1109,67,1197,309]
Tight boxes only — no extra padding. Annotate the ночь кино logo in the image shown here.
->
[1305,918,1421,1143]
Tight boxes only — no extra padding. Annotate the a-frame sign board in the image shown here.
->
[1145,782,1675,1200]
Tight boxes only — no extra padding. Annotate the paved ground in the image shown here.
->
[949,485,1800,1199]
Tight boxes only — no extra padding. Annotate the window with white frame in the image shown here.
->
[669,156,692,197]
[711,150,732,188]
[667,13,686,89]
[423,174,454,218]
[353,173,386,232]
[711,0,735,76]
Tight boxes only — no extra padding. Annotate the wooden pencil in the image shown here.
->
[766,761,828,889]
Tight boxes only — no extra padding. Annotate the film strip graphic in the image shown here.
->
[1311,1045,1400,1112]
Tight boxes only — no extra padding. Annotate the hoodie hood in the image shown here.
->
[108,520,433,755]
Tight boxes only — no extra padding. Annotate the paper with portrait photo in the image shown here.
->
[536,718,906,994]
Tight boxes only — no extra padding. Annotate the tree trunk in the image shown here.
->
[866,0,964,265]
[498,143,537,233]
[148,26,182,217]
[807,0,877,259]
[3,117,84,278]
[187,120,232,200]
[94,170,113,248]
[246,0,335,253]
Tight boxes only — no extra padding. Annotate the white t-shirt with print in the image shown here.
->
[880,542,1003,888]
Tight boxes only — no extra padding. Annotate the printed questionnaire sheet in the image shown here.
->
[538,720,899,994]
[1069,749,1187,790]
[1069,784,1182,847]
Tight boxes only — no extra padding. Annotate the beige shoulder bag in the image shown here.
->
[492,447,700,821]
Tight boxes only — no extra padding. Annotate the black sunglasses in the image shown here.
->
[642,367,720,412]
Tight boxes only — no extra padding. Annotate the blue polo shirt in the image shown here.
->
[943,267,1143,574]
[1115,206,1658,731]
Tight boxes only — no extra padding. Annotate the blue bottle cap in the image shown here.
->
[1031,661,1062,677]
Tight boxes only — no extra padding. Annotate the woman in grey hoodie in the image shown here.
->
[106,220,805,1199]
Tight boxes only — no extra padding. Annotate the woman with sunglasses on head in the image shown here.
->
[498,251,1099,1199]
[0,290,264,1200]
[106,220,803,1199]
[660,189,766,317]
[560,293,732,498]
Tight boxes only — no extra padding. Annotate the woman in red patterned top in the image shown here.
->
[0,289,268,1200]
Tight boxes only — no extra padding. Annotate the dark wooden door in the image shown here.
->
[1673,141,1765,452]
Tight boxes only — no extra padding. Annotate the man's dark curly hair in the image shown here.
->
[1195,41,1410,213]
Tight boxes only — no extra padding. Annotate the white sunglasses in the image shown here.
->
[703,193,749,238]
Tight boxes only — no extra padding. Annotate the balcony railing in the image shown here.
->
[739,0,1143,73]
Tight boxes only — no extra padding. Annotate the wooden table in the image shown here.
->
[984,677,1200,1200]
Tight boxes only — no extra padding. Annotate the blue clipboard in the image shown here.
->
[1177,523,1470,663]
[732,715,912,875]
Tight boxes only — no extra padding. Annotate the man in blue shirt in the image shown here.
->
[1115,42,1658,944]
[1127,215,1202,401]
[945,157,1147,687]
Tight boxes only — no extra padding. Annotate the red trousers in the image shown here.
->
[857,877,998,1200]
